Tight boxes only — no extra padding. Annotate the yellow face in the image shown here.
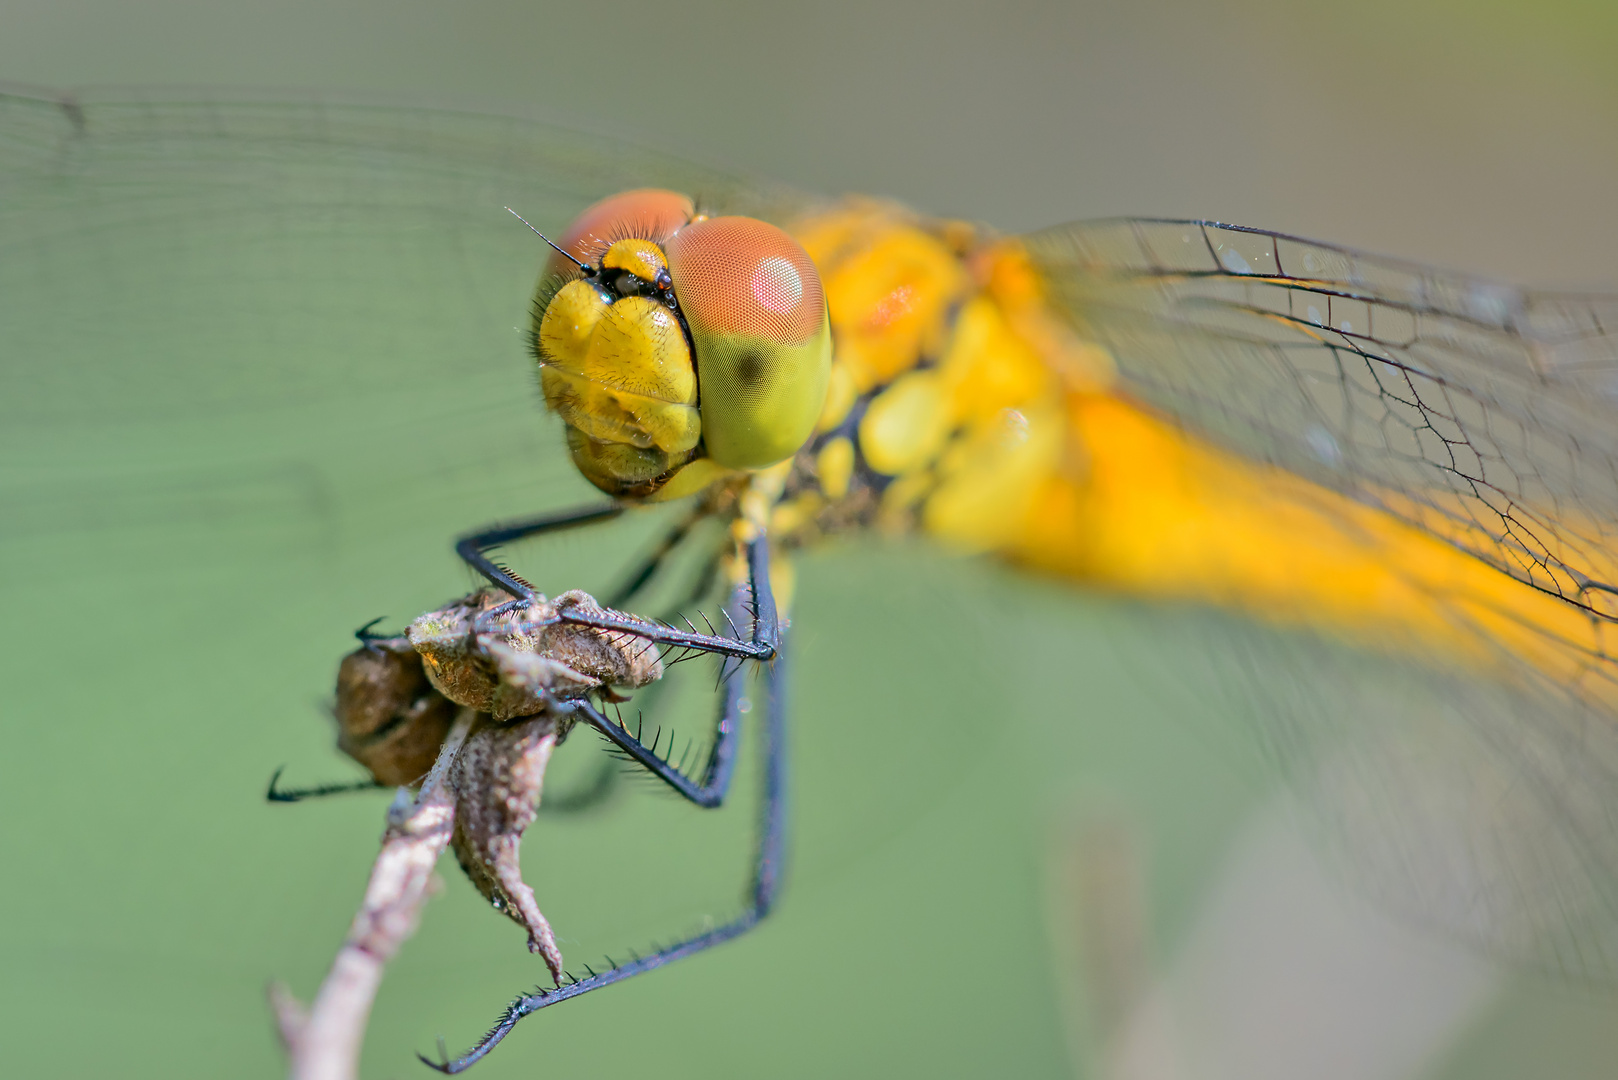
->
[530,189,832,499]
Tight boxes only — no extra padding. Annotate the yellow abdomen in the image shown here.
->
[1012,393,1608,695]
[787,200,1613,703]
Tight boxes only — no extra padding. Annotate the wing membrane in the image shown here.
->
[1027,218,1618,979]
[1024,219,1618,615]
[0,88,814,574]
[13,88,1618,988]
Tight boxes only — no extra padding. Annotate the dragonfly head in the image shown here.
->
[530,188,832,499]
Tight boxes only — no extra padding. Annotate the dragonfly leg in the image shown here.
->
[455,502,625,600]
[535,564,722,815]
[552,537,777,809]
[455,514,774,810]
[642,542,727,634]
[418,605,788,1074]
[266,761,623,814]
[264,767,387,803]
[273,511,757,813]
[491,553,760,815]
[457,503,769,669]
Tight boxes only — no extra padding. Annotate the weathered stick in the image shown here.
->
[269,586,664,1077]
[273,709,477,1080]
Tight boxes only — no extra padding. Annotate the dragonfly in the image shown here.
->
[5,87,1618,1074]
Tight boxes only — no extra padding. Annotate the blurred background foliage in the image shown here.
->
[3,2,1617,1077]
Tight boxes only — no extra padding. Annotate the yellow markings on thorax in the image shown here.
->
[729,459,800,613]
[971,240,1115,393]
[816,362,861,433]
[783,206,1112,552]
[859,371,951,476]
[784,201,1605,703]
[815,437,855,501]
[795,201,971,399]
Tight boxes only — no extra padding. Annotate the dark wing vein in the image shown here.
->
[1024,218,1618,619]
[1026,218,1618,982]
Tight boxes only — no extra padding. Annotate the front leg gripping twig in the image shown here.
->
[420,531,787,1074]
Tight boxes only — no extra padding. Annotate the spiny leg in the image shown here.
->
[564,661,746,808]
[556,537,777,808]
[642,541,727,644]
[456,503,771,665]
[272,507,741,811]
[461,496,734,676]
[265,617,443,804]
[418,582,788,1073]
[455,502,625,601]
[454,501,750,815]
[265,767,387,803]
[267,763,623,815]
[558,572,736,807]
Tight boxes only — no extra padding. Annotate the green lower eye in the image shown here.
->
[696,314,833,470]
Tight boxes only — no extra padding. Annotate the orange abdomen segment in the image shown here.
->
[1008,392,1611,699]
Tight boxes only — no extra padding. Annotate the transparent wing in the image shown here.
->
[0,86,822,609]
[0,86,810,509]
[0,92,990,1015]
[1172,610,1618,984]
[1024,218,1618,615]
[1025,218,1618,981]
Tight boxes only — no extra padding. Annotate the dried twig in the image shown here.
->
[274,709,477,1080]
[269,586,665,1078]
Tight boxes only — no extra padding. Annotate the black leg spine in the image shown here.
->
[418,535,787,1074]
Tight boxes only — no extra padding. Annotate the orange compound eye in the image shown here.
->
[665,217,833,469]
[547,189,694,278]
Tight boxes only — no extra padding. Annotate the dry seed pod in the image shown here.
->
[408,587,662,721]
[542,589,665,689]
[406,589,525,718]
[449,713,566,980]
[332,637,457,787]
[483,640,601,703]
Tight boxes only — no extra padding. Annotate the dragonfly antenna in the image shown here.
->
[506,207,592,274]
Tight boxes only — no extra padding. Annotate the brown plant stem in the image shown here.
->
[274,708,477,1080]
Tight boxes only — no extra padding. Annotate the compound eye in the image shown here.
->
[665,217,832,469]
[548,189,694,277]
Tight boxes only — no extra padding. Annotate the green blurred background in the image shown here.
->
[4,2,1618,1078]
